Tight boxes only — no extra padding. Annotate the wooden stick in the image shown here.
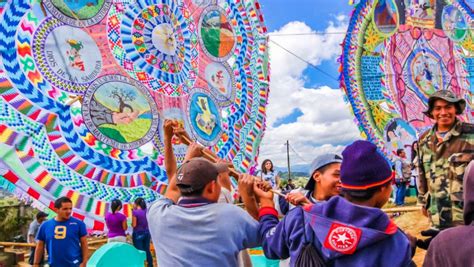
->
[67,95,83,106]
[175,132,284,197]
[382,206,421,213]
[0,242,35,248]
[176,133,241,178]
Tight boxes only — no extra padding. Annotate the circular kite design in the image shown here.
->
[341,0,474,161]
[205,62,236,106]
[0,0,269,230]
[192,0,213,7]
[187,89,223,146]
[199,5,236,61]
[442,5,468,42]
[107,0,199,94]
[32,18,102,93]
[42,0,112,27]
[83,75,159,150]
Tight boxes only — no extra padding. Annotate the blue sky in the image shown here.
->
[260,0,352,89]
[257,0,360,167]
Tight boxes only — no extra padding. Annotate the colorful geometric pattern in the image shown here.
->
[0,0,269,230]
[340,0,473,161]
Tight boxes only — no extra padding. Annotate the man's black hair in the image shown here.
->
[54,196,72,209]
[36,211,48,220]
[177,184,205,197]
[342,180,392,201]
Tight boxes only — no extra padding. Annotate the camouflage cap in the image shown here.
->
[423,90,466,118]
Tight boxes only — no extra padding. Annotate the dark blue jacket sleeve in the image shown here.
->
[278,195,289,215]
[258,207,306,260]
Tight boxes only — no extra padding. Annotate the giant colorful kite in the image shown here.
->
[0,0,269,229]
[341,0,474,161]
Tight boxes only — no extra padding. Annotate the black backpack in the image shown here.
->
[294,208,330,267]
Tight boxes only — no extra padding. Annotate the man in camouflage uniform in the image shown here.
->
[418,90,474,230]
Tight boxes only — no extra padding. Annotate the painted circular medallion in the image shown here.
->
[205,62,235,106]
[32,18,102,93]
[187,89,222,146]
[42,0,112,27]
[199,6,236,62]
[82,75,159,150]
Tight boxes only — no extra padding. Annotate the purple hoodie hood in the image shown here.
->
[305,196,400,260]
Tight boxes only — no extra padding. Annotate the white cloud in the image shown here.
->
[258,17,360,167]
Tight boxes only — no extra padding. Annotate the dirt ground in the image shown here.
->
[393,210,430,266]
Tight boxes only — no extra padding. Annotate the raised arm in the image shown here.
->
[163,119,178,181]
[238,174,259,220]
[163,119,181,203]
[165,142,203,203]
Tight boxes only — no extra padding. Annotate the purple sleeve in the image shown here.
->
[258,207,305,260]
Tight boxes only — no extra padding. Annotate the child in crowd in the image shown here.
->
[255,140,412,266]
[277,153,342,215]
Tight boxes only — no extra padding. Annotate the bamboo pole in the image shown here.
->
[67,95,83,106]
[176,132,285,198]
[0,242,35,248]
[382,206,421,213]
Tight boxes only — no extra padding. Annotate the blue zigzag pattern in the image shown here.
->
[0,0,166,181]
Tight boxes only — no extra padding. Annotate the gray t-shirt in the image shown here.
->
[28,220,41,242]
[148,198,260,267]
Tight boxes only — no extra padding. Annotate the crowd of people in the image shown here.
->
[29,90,472,266]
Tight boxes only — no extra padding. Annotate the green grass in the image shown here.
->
[52,0,105,20]
[99,118,152,143]
[201,27,220,57]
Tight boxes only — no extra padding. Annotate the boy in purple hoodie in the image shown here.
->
[255,140,412,266]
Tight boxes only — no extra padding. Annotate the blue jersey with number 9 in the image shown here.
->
[36,217,87,266]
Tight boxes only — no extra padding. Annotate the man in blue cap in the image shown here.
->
[276,153,342,215]
[254,140,412,266]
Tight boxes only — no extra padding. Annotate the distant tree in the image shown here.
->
[109,87,136,113]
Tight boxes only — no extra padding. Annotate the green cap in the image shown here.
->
[423,90,466,119]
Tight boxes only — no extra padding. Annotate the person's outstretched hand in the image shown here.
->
[253,180,273,201]
[238,174,255,198]
[285,192,310,206]
[164,119,178,139]
[173,122,192,144]
[416,228,440,250]
[184,142,203,161]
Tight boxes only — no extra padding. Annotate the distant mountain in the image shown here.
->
[275,163,310,174]
[279,172,307,180]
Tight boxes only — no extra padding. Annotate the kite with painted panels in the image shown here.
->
[0,0,270,230]
[341,0,474,161]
